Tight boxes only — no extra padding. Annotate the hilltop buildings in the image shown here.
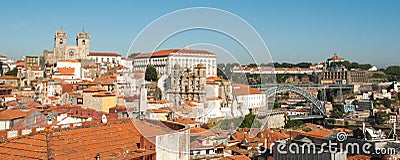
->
[133,47,217,77]
[3,28,399,159]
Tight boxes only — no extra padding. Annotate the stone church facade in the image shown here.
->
[44,28,90,64]
[167,63,207,106]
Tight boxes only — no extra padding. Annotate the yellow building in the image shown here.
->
[82,86,116,113]
[92,92,117,113]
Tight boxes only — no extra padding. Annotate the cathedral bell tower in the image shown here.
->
[54,27,67,61]
[76,28,90,59]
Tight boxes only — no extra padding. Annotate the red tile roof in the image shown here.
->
[134,49,213,58]
[57,59,79,63]
[89,52,121,57]
[0,119,155,159]
[92,92,115,97]
[206,76,222,81]
[0,109,27,120]
[302,129,335,138]
[189,127,208,134]
[233,84,262,95]
[175,117,199,124]
[0,76,18,79]
[83,86,107,92]
[221,155,251,160]
[330,53,344,60]
[56,67,75,75]
[82,65,97,69]
[347,155,371,160]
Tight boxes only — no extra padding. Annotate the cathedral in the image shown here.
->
[44,28,90,64]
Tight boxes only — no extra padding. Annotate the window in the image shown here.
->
[60,39,63,44]
[82,40,85,45]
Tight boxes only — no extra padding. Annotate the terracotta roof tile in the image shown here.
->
[89,52,121,57]
[347,155,371,160]
[0,119,157,159]
[221,155,251,160]
[302,129,335,139]
[57,59,79,63]
[83,86,107,92]
[134,49,213,58]
[190,127,208,134]
[0,109,27,120]
[56,68,75,75]
[175,117,199,124]
[92,92,115,97]
[0,76,18,79]
[233,84,262,95]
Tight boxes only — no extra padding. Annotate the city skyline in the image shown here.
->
[0,0,399,67]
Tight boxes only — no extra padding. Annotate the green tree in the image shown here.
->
[224,63,232,78]
[217,63,225,70]
[145,65,158,81]
[302,127,312,132]
[281,62,294,68]
[330,109,344,118]
[296,62,312,68]
[128,52,140,58]
[385,66,400,75]
[285,120,303,129]
[5,68,18,76]
[217,69,228,79]
[327,118,336,124]
[247,63,258,67]
[273,102,281,109]
[239,109,259,128]
[344,121,349,127]
[375,111,389,124]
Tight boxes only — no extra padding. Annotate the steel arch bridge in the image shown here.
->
[257,84,326,117]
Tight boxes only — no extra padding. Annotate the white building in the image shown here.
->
[0,109,27,131]
[120,58,133,71]
[88,52,121,64]
[233,84,267,115]
[55,59,82,79]
[133,47,217,77]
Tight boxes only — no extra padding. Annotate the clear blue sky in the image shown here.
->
[0,0,399,67]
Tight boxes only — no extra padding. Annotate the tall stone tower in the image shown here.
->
[76,28,90,59]
[54,27,67,61]
[44,27,91,64]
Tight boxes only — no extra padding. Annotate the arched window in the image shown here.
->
[60,39,63,44]
[82,40,85,45]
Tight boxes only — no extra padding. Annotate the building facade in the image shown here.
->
[133,47,217,77]
[167,63,207,106]
[44,28,90,64]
